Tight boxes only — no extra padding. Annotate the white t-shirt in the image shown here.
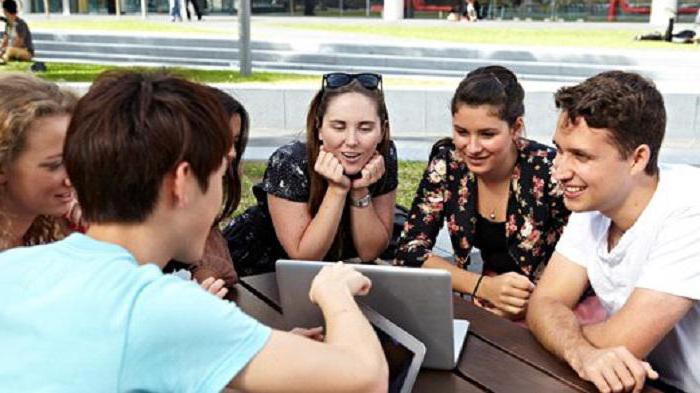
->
[555,164,700,392]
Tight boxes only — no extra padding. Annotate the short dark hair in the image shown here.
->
[64,71,233,223]
[554,71,665,175]
[2,0,17,14]
[451,65,525,127]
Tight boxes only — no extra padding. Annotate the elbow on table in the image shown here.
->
[351,358,389,393]
[525,292,554,326]
[357,238,390,263]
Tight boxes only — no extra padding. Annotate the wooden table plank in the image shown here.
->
[453,297,595,392]
[452,298,662,393]
[414,370,485,393]
[459,334,581,392]
[240,273,662,393]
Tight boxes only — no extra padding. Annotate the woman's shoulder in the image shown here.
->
[428,138,456,162]
[268,140,307,166]
[517,138,557,164]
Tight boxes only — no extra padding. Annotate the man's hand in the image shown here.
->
[569,346,658,393]
[309,262,371,304]
[351,152,385,189]
[478,272,534,318]
[314,147,351,192]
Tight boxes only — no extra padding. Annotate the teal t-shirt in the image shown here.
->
[0,233,271,392]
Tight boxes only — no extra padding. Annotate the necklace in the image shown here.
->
[478,177,510,222]
[489,208,496,221]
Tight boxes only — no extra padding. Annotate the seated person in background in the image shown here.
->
[0,70,388,392]
[527,70,699,393]
[226,72,397,276]
[395,65,570,320]
[0,0,34,64]
[164,86,251,291]
[461,0,478,21]
[0,73,77,251]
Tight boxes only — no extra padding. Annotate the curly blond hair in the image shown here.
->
[0,73,77,250]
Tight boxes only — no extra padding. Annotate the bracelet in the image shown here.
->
[472,273,485,301]
[350,192,371,208]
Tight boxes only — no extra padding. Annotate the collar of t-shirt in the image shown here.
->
[594,172,667,267]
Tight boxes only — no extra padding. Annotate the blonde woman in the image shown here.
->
[0,73,78,250]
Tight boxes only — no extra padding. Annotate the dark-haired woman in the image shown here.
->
[164,86,251,293]
[226,73,397,276]
[396,66,570,320]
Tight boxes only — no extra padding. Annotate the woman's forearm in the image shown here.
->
[423,255,482,294]
[288,187,347,260]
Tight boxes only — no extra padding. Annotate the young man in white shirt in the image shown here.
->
[527,71,700,393]
[0,71,387,392]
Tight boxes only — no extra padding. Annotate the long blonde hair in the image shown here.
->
[0,73,77,250]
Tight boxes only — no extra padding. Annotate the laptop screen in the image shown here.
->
[372,324,415,393]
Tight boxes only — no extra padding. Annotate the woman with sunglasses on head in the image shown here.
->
[396,66,569,320]
[0,73,78,251]
[226,72,397,275]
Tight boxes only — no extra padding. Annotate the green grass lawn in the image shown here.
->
[0,61,458,87]
[25,17,700,50]
[0,61,318,83]
[29,19,233,34]
[264,22,700,50]
[236,160,426,215]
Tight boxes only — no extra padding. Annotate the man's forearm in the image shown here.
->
[316,287,386,370]
[527,296,595,366]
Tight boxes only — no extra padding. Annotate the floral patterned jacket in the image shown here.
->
[395,138,570,282]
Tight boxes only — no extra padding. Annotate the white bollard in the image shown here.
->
[383,0,404,21]
[649,0,678,30]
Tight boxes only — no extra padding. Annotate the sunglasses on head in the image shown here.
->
[322,72,383,91]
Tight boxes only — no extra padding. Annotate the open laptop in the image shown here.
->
[360,304,425,393]
[276,260,470,370]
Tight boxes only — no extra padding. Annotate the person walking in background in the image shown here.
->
[169,0,183,22]
[185,0,203,21]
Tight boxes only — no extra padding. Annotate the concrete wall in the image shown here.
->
[64,83,700,163]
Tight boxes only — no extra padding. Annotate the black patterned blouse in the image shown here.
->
[225,140,398,276]
[395,138,569,282]
[256,140,398,204]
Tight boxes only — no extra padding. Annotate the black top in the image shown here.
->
[226,140,398,276]
[473,214,518,275]
[395,138,570,282]
[253,140,398,203]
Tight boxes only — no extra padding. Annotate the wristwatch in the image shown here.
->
[350,193,371,208]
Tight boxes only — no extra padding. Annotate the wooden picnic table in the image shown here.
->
[231,272,662,393]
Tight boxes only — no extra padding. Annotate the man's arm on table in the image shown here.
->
[229,263,388,393]
[582,288,694,359]
[527,252,657,393]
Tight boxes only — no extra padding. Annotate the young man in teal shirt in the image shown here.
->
[0,71,387,392]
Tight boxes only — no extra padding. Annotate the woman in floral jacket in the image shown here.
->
[396,66,570,320]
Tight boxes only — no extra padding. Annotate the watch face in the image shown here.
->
[351,193,371,207]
